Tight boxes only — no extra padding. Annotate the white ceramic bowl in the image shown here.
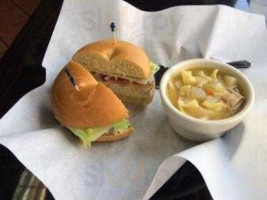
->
[160,59,255,142]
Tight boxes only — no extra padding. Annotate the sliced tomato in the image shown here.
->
[105,76,131,85]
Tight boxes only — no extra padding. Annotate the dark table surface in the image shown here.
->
[0,0,241,199]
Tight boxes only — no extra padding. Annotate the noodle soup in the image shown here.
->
[167,68,245,120]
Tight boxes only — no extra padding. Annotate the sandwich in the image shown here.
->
[51,61,134,147]
[72,39,159,106]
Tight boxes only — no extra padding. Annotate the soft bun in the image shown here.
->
[72,39,150,79]
[51,61,128,129]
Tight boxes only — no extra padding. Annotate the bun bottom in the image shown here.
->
[95,127,134,142]
[114,93,154,106]
[100,80,155,106]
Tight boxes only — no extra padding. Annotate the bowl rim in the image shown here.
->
[160,58,255,125]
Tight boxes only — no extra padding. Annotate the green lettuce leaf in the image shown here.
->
[112,119,131,130]
[69,119,131,147]
[150,61,160,76]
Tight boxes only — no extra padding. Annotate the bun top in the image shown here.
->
[72,40,150,79]
[51,61,128,129]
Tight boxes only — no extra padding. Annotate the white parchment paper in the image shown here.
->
[1,0,267,199]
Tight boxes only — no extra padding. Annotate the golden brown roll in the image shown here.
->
[51,61,134,146]
[72,39,159,106]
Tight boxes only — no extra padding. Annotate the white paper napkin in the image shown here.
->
[1,0,267,199]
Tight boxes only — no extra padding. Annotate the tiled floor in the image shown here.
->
[0,0,250,60]
[0,0,41,59]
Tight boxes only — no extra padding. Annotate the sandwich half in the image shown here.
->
[72,39,159,106]
[51,61,134,147]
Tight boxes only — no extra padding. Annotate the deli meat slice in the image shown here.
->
[91,72,154,90]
